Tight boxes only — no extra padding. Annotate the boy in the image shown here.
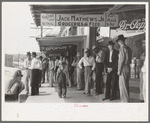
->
[56,61,67,98]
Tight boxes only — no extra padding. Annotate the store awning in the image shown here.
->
[30,4,115,27]
[36,35,87,47]
[108,5,145,14]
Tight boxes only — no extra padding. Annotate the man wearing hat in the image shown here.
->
[78,48,96,96]
[24,52,32,94]
[102,41,119,101]
[92,45,105,96]
[29,52,42,95]
[116,34,132,103]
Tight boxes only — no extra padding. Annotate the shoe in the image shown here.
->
[77,89,83,91]
[83,92,86,94]
[140,100,144,102]
[31,94,35,96]
[59,96,62,98]
[62,95,66,98]
[86,93,91,96]
[102,97,109,101]
[94,93,99,96]
[110,98,115,101]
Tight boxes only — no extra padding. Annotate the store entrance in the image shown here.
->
[45,44,77,63]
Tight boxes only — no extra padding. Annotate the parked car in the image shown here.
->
[5,67,25,101]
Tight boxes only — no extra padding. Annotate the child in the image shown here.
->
[56,61,67,98]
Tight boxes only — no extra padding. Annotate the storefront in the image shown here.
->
[30,4,116,61]
[36,35,86,63]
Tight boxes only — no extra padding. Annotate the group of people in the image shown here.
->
[23,34,146,102]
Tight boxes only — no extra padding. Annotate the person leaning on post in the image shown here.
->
[116,34,132,103]
[78,48,96,96]
[92,45,105,96]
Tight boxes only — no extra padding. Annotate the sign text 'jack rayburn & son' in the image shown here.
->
[41,14,118,27]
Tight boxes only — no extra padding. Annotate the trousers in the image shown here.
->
[105,62,118,99]
[139,71,144,100]
[95,62,104,94]
[57,70,67,97]
[119,65,130,103]
[77,67,84,90]
[30,69,40,95]
[84,66,92,94]
[24,69,31,93]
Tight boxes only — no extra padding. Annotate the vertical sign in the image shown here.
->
[106,14,119,27]
[41,14,55,26]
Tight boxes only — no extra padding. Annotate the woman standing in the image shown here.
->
[48,57,55,87]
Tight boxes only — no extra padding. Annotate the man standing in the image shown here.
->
[92,45,105,96]
[39,56,43,87]
[117,35,132,103]
[102,41,119,101]
[29,52,41,95]
[139,40,145,102]
[24,52,32,94]
[48,57,55,87]
[78,48,95,96]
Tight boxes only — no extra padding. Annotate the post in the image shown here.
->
[41,26,43,37]
[18,53,19,67]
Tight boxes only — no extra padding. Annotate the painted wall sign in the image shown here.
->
[40,45,68,51]
[118,18,145,31]
[41,14,118,27]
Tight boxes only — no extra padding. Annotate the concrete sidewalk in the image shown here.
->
[25,78,141,103]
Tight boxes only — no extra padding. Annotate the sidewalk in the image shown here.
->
[25,78,141,103]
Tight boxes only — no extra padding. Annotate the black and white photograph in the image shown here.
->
[2,2,149,121]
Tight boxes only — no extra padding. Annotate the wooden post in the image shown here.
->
[41,26,43,37]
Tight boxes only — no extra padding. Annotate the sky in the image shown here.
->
[2,2,40,54]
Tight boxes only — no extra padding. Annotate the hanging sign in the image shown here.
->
[55,14,105,27]
[106,14,119,27]
[41,14,55,26]
[41,14,118,27]
[118,18,145,31]
[40,45,68,51]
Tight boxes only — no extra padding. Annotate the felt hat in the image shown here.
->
[107,41,115,46]
[27,52,31,56]
[32,52,36,56]
[116,34,127,42]
[84,48,90,53]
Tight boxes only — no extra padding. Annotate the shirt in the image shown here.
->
[96,50,104,63]
[109,50,114,62]
[24,58,31,69]
[30,58,41,70]
[49,61,55,70]
[118,45,132,72]
[78,56,95,70]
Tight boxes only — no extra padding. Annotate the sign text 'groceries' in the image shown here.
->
[41,14,118,27]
